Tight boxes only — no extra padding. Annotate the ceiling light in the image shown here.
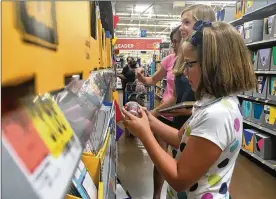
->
[116,12,180,18]
[128,27,140,31]
[173,1,186,8]
[117,23,168,28]
[184,1,236,6]
[134,4,152,13]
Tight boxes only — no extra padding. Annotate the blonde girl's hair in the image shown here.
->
[186,22,256,99]
[174,4,216,76]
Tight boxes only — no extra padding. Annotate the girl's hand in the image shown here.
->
[136,69,145,83]
[151,109,161,118]
[121,106,152,140]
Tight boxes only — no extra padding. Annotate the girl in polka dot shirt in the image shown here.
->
[122,21,256,199]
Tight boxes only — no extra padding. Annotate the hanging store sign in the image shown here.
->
[115,38,162,50]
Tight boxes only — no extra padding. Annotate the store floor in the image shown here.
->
[116,91,276,199]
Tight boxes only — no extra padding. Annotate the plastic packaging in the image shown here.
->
[125,101,140,116]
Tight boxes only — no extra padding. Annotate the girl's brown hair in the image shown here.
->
[174,4,216,76]
[186,21,256,99]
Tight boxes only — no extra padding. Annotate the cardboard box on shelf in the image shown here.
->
[257,48,271,71]
[263,14,276,40]
[267,76,276,101]
[252,102,265,124]
[271,46,276,71]
[244,20,264,44]
[245,1,268,14]
[252,51,259,70]
[263,104,276,130]
[242,129,258,153]
[253,75,268,99]
[254,133,276,160]
[242,100,253,121]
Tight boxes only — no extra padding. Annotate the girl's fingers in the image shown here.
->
[121,107,137,120]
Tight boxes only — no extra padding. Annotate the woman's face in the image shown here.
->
[183,44,201,91]
[180,11,197,39]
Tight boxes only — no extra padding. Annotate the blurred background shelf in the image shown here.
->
[241,148,276,171]
[238,95,276,106]
[246,38,276,50]
[243,120,276,137]
[229,2,276,26]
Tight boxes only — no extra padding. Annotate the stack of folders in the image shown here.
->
[55,70,114,149]
[68,160,97,199]
[84,105,112,154]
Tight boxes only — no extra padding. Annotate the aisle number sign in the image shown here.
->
[2,95,82,199]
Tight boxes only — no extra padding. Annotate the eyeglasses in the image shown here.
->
[184,60,197,69]
[183,60,197,73]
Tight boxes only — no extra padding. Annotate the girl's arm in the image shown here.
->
[122,108,223,192]
[142,134,222,192]
[146,112,182,148]
[137,67,166,86]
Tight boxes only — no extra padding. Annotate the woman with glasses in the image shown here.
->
[122,21,256,199]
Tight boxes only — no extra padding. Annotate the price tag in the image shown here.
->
[25,97,74,158]
[2,108,50,174]
[265,100,269,103]
[256,98,259,101]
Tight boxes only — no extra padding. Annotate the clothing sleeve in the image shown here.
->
[190,109,233,150]
[160,55,172,72]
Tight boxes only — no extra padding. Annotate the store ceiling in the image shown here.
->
[113,0,236,40]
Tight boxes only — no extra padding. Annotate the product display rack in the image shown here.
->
[2,1,128,199]
[246,38,276,49]
[229,2,276,27]
[230,2,276,171]
[243,120,276,137]
[240,148,276,171]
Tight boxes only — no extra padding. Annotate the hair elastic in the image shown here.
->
[191,20,212,46]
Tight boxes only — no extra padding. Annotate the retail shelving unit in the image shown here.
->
[2,1,127,199]
[231,2,276,171]
[229,2,276,26]
[240,148,276,171]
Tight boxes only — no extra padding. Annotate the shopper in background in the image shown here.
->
[118,56,136,105]
[136,26,181,199]
[122,21,256,199]
[137,4,216,199]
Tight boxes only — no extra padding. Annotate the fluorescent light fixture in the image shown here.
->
[134,4,152,13]
[128,27,140,31]
[173,1,186,8]
[185,1,236,6]
[116,30,171,34]
[116,12,180,18]
[117,23,168,28]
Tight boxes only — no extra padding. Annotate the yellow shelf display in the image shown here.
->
[2,1,104,94]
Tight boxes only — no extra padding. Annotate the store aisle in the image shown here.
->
[116,91,276,199]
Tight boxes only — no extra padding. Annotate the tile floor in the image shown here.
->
[116,91,276,199]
